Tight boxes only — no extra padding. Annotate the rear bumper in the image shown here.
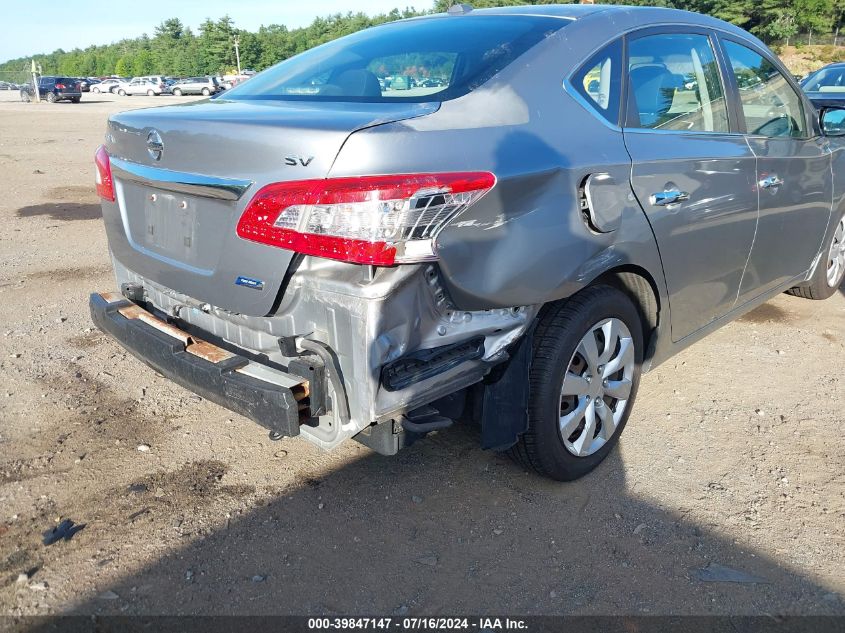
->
[89,292,308,437]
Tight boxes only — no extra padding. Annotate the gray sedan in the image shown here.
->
[89,5,845,481]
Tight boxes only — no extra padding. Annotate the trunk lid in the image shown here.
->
[103,98,437,316]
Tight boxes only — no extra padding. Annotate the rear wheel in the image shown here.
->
[71,96,80,103]
[173,88,182,96]
[46,92,57,103]
[508,285,643,481]
[118,89,126,96]
[147,89,155,96]
[201,87,210,96]
[787,212,845,299]
[92,87,100,93]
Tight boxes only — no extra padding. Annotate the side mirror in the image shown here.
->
[820,106,845,137]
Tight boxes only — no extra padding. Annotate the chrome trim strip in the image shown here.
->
[110,157,253,201]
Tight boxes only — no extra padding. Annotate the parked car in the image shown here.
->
[136,75,168,87]
[116,78,164,96]
[801,62,845,108]
[0,81,19,90]
[90,5,845,482]
[168,76,222,96]
[92,78,122,93]
[20,76,81,103]
[78,78,93,92]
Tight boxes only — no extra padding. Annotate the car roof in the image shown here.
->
[426,4,753,35]
[460,4,608,19]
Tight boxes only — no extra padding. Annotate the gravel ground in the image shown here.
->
[0,90,843,618]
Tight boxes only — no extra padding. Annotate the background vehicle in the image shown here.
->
[168,76,221,96]
[20,76,81,102]
[93,78,122,93]
[90,5,845,482]
[801,62,845,107]
[136,75,168,87]
[116,77,164,96]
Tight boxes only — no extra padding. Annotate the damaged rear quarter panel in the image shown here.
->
[329,29,667,313]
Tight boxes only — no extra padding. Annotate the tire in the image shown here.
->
[202,87,210,96]
[147,89,155,96]
[508,284,644,481]
[46,92,57,103]
[20,91,30,103]
[787,211,845,300]
[173,89,182,96]
[118,89,127,96]
[92,87,100,94]
[71,97,80,103]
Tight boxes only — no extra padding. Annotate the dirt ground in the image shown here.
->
[0,89,843,619]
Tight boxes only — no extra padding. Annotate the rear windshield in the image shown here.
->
[223,15,567,103]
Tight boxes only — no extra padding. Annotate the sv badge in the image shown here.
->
[284,155,315,167]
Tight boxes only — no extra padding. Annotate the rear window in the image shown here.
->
[223,15,566,103]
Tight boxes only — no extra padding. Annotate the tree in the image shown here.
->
[155,18,185,41]
[114,55,132,77]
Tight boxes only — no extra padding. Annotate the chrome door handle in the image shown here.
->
[760,175,784,189]
[650,190,690,206]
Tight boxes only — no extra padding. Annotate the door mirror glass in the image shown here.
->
[821,107,845,136]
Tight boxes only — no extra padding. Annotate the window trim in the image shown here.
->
[621,25,739,136]
[567,37,625,129]
[716,34,817,140]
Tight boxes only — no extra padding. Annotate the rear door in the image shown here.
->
[623,27,759,341]
[718,37,832,302]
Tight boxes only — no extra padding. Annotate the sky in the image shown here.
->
[0,0,419,63]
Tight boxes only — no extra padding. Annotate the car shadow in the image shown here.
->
[29,420,844,618]
[16,203,100,221]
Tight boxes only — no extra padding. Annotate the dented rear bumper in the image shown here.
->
[99,255,539,452]
[89,292,309,438]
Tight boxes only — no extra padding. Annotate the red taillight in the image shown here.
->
[95,145,115,202]
[55,83,65,89]
[236,172,496,266]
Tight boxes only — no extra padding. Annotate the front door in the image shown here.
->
[623,30,759,341]
[719,38,833,302]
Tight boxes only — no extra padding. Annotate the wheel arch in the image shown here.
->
[534,264,662,368]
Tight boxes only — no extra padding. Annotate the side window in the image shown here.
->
[627,33,729,133]
[722,40,807,138]
[571,38,622,126]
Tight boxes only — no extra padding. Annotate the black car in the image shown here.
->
[20,76,81,103]
[801,62,845,108]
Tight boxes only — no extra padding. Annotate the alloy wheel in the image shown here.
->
[827,216,845,288]
[559,318,635,457]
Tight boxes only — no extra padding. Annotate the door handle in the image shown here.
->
[759,175,784,189]
[650,190,690,206]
